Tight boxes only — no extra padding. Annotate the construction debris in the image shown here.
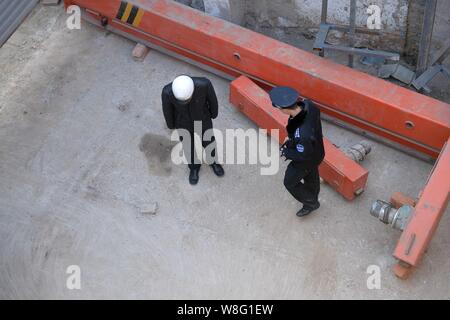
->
[41,0,61,5]
[132,43,150,62]
[412,42,450,93]
[140,202,159,215]
[378,63,416,85]
[360,56,385,67]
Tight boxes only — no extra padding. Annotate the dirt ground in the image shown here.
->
[0,4,449,299]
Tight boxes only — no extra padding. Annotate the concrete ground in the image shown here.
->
[0,4,449,300]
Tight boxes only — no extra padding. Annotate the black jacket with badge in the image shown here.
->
[162,77,218,131]
[282,100,325,168]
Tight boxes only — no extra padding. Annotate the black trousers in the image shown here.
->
[181,128,216,170]
[283,162,320,207]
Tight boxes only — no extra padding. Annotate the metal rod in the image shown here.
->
[416,0,438,74]
[322,43,399,60]
[348,0,357,67]
[319,0,328,57]
[321,0,328,24]
[434,40,450,65]
[332,24,381,35]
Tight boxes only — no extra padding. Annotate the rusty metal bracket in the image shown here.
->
[313,0,400,67]
[372,139,450,279]
[392,137,450,279]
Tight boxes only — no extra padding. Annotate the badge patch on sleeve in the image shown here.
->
[296,144,304,153]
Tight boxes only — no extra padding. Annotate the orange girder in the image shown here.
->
[65,0,450,158]
[394,137,450,268]
[230,76,369,201]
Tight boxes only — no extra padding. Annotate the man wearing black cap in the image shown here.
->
[269,86,325,217]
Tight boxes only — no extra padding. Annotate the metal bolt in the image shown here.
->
[405,121,415,129]
[343,140,372,162]
[101,16,108,27]
[370,200,413,231]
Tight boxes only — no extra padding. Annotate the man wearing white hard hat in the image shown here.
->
[162,75,224,185]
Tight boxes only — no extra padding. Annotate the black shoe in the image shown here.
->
[189,168,200,185]
[296,202,320,217]
[210,163,224,177]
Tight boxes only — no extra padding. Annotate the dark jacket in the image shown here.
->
[162,77,218,131]
[283,100,325,168]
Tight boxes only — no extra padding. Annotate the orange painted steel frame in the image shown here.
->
[230,76,369,201]
[393,137,450,278]
[65,0,450,158]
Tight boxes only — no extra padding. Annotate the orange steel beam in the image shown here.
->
[65,0,450,158]
[393,137,450,278]
[230,76,369,201]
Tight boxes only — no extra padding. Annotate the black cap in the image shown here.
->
[269,86,299,109]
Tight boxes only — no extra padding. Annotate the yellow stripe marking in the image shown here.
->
[132,8,145,27]
[121,3,133,22]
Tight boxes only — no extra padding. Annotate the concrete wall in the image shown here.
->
[243,0,409,52]
[181,0,410,53]
[175,0,245,24]
[243,0,408,32]
[176,0,408,37]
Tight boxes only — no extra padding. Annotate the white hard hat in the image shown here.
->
[172,75,194,102]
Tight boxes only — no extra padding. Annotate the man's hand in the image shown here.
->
[280,142,289,161]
